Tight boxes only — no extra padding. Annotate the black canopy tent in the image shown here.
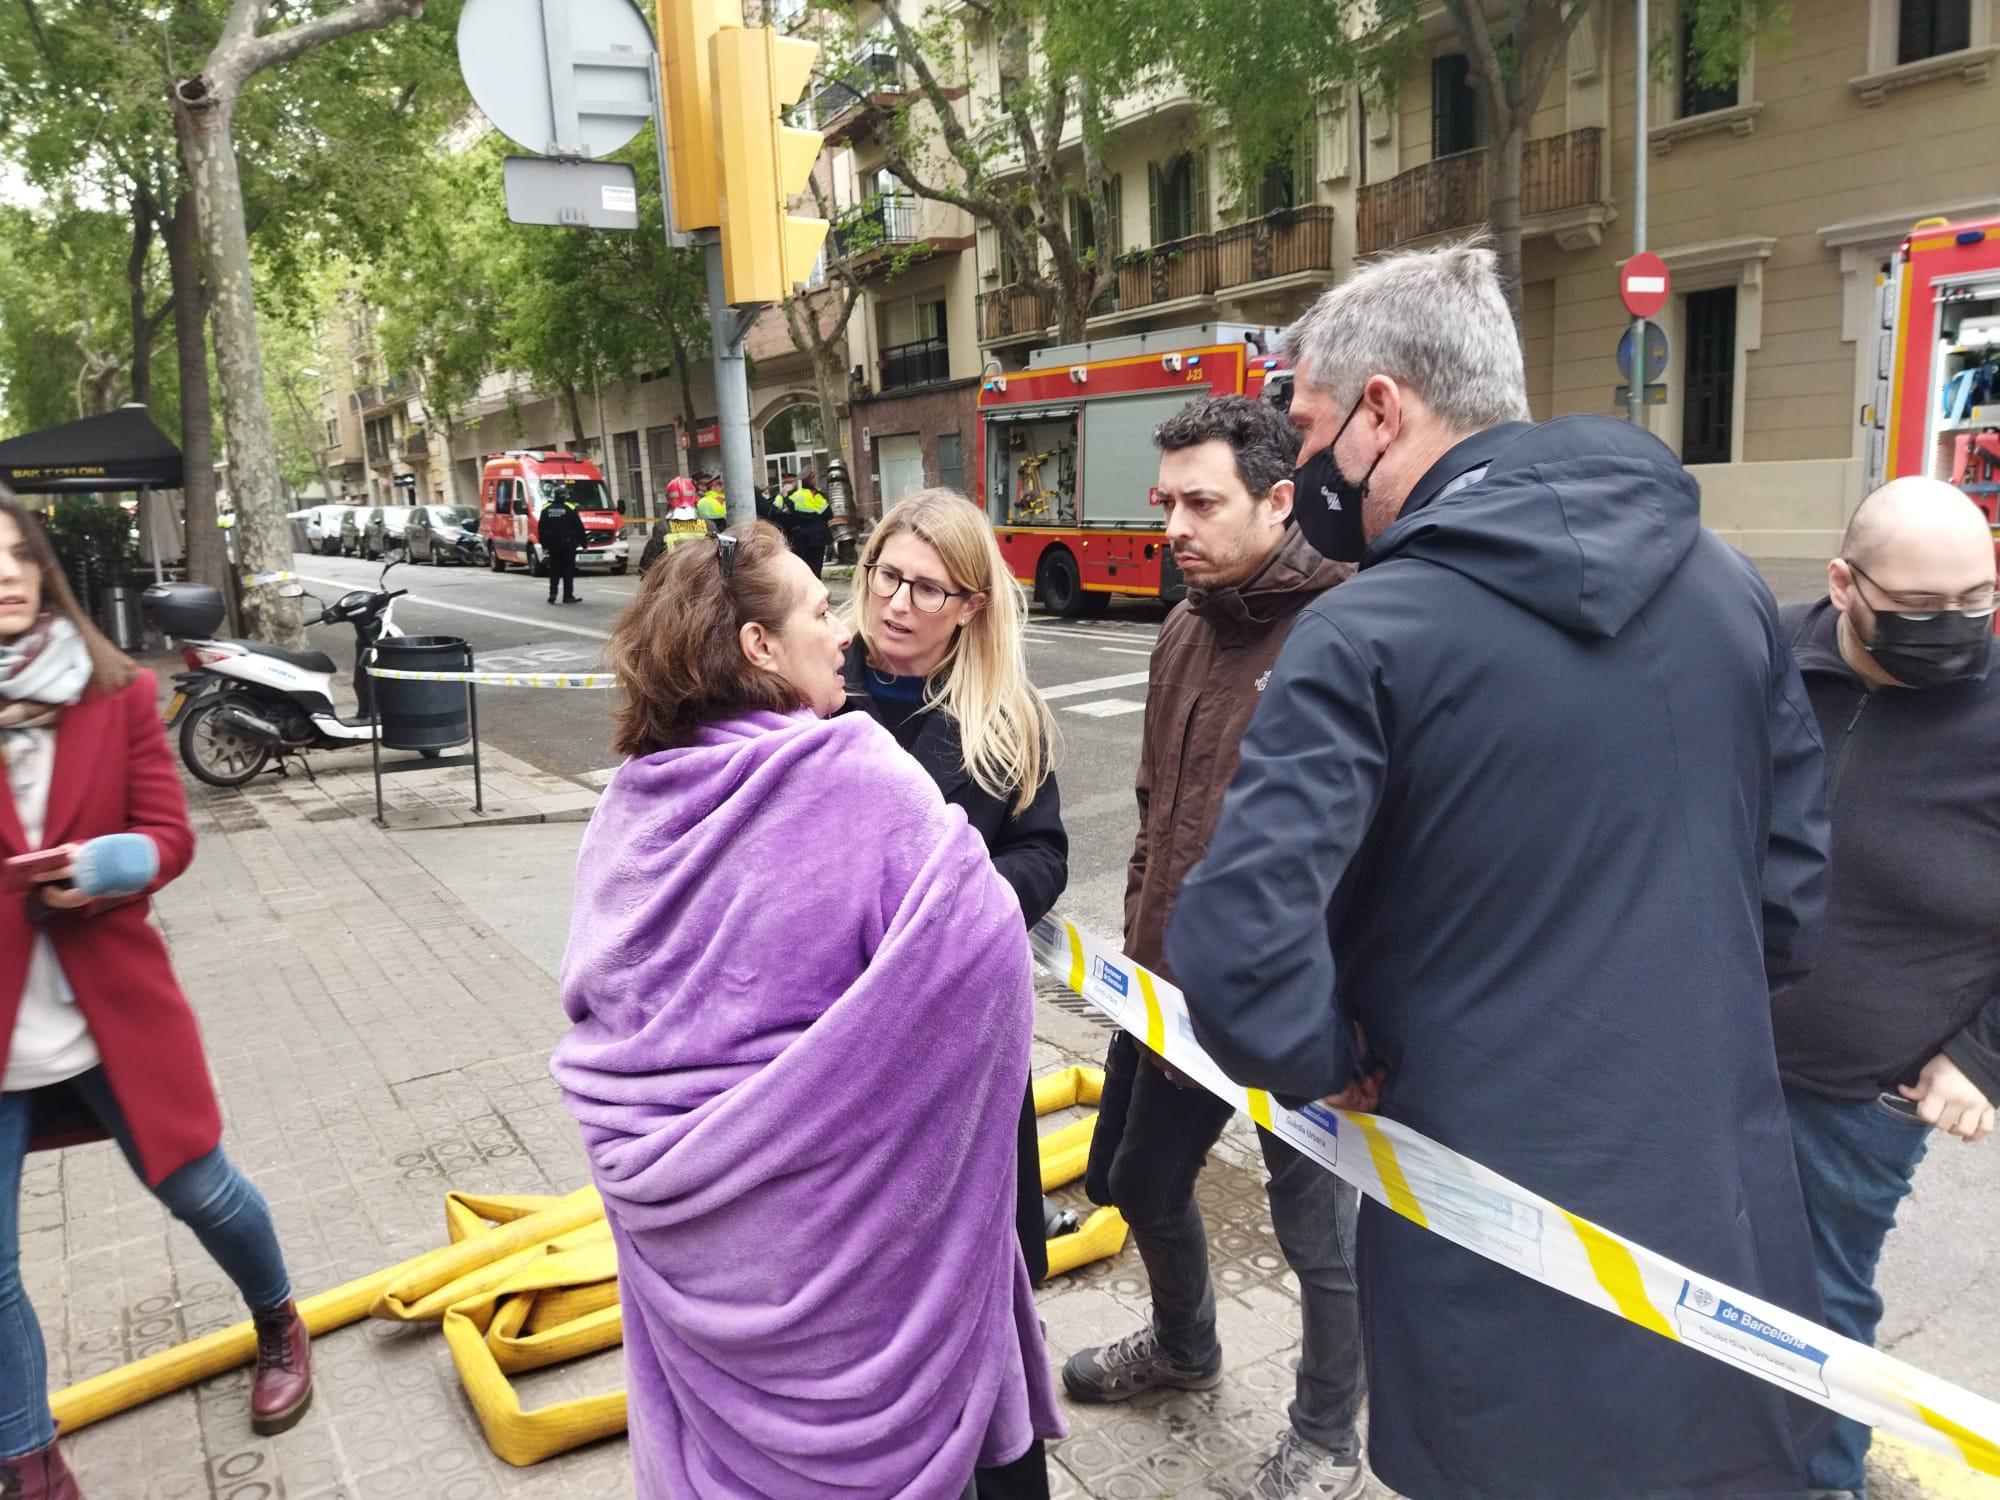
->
[0,403,183,493]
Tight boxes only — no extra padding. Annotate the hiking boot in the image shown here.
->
[1233,1431,1366,1500]
[250,1300,313,1435]
[1061,1324,1221,1402]
[0,1436,82,1499]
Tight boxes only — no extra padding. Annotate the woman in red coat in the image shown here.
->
[0,491,311,1499]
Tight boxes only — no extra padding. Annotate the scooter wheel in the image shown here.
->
[179,697,274,788]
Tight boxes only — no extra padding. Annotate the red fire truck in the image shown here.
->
[1863,214,2000,554]
[976,323,1287,616]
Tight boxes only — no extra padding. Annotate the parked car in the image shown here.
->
[405,505,482,566]
[345,505,414,561]
[303,504,351,556]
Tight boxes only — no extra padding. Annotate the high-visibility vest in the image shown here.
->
[696,494,726,519]
[790,487,829,515]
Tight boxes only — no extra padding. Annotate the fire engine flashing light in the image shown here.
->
[1960,229,1989,246]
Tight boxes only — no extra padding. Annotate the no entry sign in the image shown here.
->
[1621,253,1671,319]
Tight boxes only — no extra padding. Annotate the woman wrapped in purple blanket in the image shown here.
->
[552,522,1063,1499]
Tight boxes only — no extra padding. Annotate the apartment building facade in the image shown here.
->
[831,0,1999,556]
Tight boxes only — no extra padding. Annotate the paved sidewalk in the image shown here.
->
[23,751,1988,1498]
[24,754,1392,1500]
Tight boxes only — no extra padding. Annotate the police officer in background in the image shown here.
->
[785,470,832,579]
[695,484,728,533]
[537,482,587,604]
[1774,475,2000,1500]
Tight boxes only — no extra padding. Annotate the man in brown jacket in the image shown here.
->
[1064,395,1366,1500]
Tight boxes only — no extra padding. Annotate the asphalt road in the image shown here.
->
[286,547,2000,1480]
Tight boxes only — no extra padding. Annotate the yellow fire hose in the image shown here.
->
[48,1071,1126,1466]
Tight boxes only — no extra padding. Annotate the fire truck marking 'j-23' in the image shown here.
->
[976,322,1291,617]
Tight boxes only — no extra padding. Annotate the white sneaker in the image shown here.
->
[1235,1430,1367,1500]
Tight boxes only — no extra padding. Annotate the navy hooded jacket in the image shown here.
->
[1167,415,1832,1499]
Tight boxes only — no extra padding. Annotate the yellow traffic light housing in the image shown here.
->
[658,0,739,230]
[711,26,830,305]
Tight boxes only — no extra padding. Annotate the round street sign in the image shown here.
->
[1621,252,1671,319]
[1618,322,1669,384]
[458,0,654,160]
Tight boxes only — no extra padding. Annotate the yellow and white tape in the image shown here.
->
[1030,915,2000,1478]
[364,666,616,689]
[245,569,297,587]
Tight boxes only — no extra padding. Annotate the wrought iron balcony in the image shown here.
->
[1357,127,1604,254]
[1215,204,1336,289]
[879,337,951,391]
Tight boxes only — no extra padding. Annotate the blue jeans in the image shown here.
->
[0,1068,291,1460]
[1785,1085,1934,1496]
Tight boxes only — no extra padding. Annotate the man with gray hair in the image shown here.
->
[1166,242,1834,1498]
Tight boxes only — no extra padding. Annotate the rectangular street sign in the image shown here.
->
[502,156,640,230]
[1613,383,1669,408]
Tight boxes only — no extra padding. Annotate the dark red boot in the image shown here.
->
[0,1436,82,1499]
[249,1300,313,1435]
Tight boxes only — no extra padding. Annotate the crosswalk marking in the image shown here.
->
[1063,699,1147,719]
[1040,670,1153,701]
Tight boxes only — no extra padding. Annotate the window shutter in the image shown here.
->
[1148,161,1163,246]
[1191,150,1210,234]
[1106,174,1123,257]
[1295,122,1315,198]
[1431,56,1451,159]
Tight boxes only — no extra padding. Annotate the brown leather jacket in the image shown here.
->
[1125,527,1349,980]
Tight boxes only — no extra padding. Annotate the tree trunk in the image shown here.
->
[433,411,463,508]
[127,195,157,409]
[1489,121,1526,328]
[667,326,701,475]
[162,193,226,600]
[564,381,588,452]
[175,82,302,646]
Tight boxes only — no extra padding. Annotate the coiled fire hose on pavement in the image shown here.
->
[48,1068,1127,1466]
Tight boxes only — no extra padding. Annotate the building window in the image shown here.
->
[614,430,641,515]
[364,414,394,463]
[1432,54,1481,158]
[1678,10,1740,116]
[879,295,950,391]
[1068,175,1123,263]
[1681,287,1737,465]
[325,417,338,450]
[937,432,964,494]
[645,425,678,501]
[1252,129,1316,217]
[1149,151,1209,243]
[763,404,830,491]
[1900,0,1972,62]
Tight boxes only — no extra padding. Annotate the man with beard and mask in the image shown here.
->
[1164,241,1834,1500]
[1062,395,1365,1500]
[1774,475,2000,1500]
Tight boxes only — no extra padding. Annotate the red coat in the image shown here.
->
[0,671,221,1186]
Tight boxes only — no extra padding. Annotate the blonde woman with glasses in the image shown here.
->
[842,488,1063,1500]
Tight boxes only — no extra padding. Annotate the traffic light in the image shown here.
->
[711,25,830,305]
[657,0,738,230]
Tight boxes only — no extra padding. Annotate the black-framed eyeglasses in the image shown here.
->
[864,563,969,614]
[1846,559,1997,616]
[716,532,738,580]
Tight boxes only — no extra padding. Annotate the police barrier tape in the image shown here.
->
[244,569,296,587]
[364,665,617,689]
[1029,914,2000,1479]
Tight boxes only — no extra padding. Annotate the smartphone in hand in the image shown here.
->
[1,848,75,893]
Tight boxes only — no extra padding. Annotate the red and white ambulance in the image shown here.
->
[478,450,630,575]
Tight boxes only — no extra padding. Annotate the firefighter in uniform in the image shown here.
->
[537,483,587,604]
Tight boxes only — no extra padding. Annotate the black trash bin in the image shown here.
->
[370,635,473,751]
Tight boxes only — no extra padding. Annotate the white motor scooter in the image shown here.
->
[144,557,412,787]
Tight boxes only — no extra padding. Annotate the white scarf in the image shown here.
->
[0,614,92,733]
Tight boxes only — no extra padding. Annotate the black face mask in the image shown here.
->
[1862,607,1993,688]
[1290,395,1379,564]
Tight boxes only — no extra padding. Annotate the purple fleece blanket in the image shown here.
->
[551,709,1064,1498]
